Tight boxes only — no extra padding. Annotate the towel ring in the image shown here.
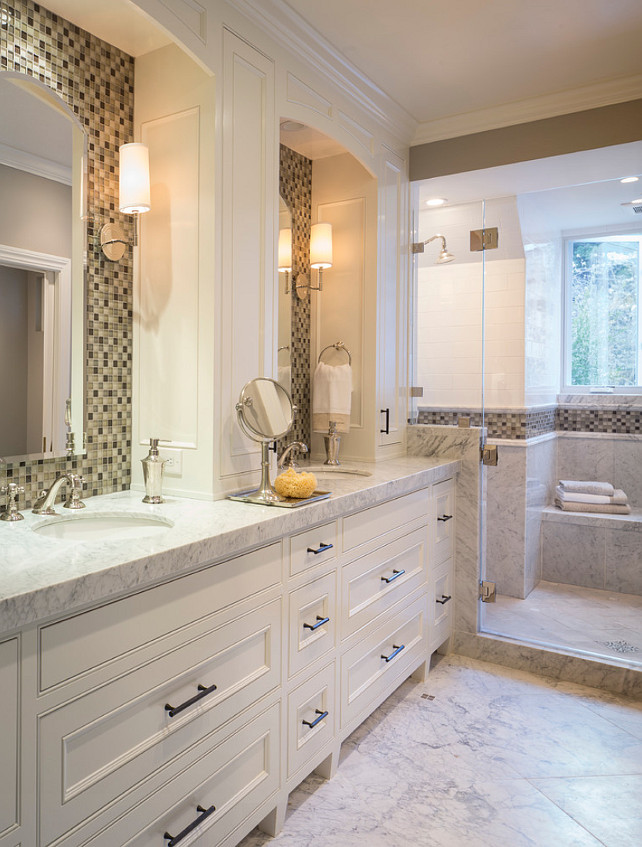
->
[318,341,352,366]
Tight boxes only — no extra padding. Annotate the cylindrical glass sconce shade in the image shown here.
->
[119,142,151,214]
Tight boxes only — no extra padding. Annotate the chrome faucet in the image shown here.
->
[277,441,308,470]
[32,473,86,515]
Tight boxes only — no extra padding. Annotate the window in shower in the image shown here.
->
[564,233,642,392]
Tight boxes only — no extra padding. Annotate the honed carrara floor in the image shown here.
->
[483,580,642,668]
[239,655,642,847]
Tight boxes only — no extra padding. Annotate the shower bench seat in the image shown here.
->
[542,505,642,530]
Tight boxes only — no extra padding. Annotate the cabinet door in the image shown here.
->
[432,478,455,566]
[377,146,408,450]
[0,637,18,838]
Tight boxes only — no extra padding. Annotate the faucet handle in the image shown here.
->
[277,441,309,470]
[1,483,25,522]
[64,474,86,510]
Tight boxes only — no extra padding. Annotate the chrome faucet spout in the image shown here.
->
[32,473,85,515]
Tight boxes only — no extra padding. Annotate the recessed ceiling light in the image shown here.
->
[426,197,447,207]
[280,120,305,132]
[620,176,639,184]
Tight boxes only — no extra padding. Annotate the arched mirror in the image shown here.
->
[0,72,85,462]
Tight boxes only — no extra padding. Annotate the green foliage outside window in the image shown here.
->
[570,239,640,387]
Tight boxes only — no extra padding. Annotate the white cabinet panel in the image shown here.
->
[288,571,336,678]
[0,637,18,838]
[342,488,427,553]
[289,521,338,577]
[430,558,454,653]
[287,661,335,780]
[432,477,455,566]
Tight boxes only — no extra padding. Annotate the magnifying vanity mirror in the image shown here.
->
[0,72,86,463]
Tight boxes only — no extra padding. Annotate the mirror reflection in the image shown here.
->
[277,195,292,394]
[237,377,294,442]
[0,72,85,462]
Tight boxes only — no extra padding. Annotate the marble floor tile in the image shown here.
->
[530,774,642,847]
[484,580,642,667]
[238,656,642,847]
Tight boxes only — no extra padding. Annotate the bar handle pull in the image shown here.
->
[436,594,452,605]
[381,568,405,584]
[302,709,328,729]
[381,644,405,663]
[165,682,218,718]
[437,514,453,522]
[303,615,330,631]
[307,542,333,555]
[380,408,390,434]
[164,804,216,845]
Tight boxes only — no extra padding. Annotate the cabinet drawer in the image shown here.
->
[433,478,455,566]
[82,702,280,847]
[431,559,454,652]
[38,598,281,846]
[0,638,18,839]
[340,595,426,730]
[287,662,335,780]
[288,572,336,679]
[342,488,428,553]
[39,542,282,691]
[289,521,338,577]
[341,527,427,639]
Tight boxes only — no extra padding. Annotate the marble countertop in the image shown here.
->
[0,455,458,634]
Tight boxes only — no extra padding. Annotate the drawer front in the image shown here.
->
[38,599,281,846]
[431,559,454,651]
[342,488,428,553]
[0,638,18,838]
[341,527,427,639]
[287,662,335,780]
[288,572,337,679]
[289,521,338,577]
[340,595,427,730]
[83,703,280,847]
[433,478,455,566]
[39,542,282,691]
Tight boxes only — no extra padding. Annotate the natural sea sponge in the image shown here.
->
[274,467,317,499]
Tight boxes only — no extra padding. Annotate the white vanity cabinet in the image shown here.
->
[7,474,455,847]
[0,637,19,845]
[429,477,455,652]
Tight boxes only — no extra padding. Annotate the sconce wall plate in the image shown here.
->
[100,223,128,262]
[294,272,310,300]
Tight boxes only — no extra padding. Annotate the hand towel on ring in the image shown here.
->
[312,361,352,433]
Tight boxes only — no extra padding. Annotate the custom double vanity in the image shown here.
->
[0,457,457,847]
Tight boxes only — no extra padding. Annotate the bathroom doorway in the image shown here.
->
[412,140,642,671]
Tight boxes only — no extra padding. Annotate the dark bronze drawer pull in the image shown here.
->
[381,568,405,584]
[380,407,390,434]
[302,708,328,729]
[307,542,333,554]
[437,514,453,522]
[436,594,452,605]
[303,615,330,631]
[381,644,405,663]
[164,804,216,845]
[165,682,218,718]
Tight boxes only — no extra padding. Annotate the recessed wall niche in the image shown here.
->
[0,0,134,504]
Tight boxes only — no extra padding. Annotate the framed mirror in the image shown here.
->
[0,72,86,463]
[277,195,292,394]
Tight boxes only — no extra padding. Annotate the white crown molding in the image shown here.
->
[226,0,417,145]
[0,142,72,185]
[412,74,642,147]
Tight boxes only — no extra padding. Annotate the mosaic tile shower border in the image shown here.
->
[416,406,641,438]
[0,0,134,507]
[279,144,312,451]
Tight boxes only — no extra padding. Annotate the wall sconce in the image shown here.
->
[100,142,151,261]
[295,222,333,297]
[278,227,292,294]
[411,233,455,264]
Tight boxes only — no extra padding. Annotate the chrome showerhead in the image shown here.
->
[411,233,455,264]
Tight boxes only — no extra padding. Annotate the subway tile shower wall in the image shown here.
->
[0,0,134,505]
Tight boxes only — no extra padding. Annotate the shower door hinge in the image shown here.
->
[470,227,499,252]
[480,581,496,603]
[481,444,498,465]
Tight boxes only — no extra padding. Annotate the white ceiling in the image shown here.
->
[283,0,642,129]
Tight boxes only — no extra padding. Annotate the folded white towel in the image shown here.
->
[313,361,352,417]
[277,364,291,395]
[554,498,631,515]
[558,480,615,497]
[555,486,628,505]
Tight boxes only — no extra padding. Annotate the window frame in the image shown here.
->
[562,227,642,395]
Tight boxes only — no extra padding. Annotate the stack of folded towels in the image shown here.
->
[555,480,631,514]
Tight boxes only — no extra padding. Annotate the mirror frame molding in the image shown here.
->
[0,71,87,464]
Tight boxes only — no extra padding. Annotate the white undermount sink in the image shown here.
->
[33,512,174,542]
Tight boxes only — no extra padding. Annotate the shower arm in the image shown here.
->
[411,234,446,254]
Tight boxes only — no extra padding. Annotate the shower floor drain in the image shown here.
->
[600,640,640,654]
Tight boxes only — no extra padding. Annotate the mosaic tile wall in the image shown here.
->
[0,0,134,508]
[416,405,640,438]
[279,144,312,451]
